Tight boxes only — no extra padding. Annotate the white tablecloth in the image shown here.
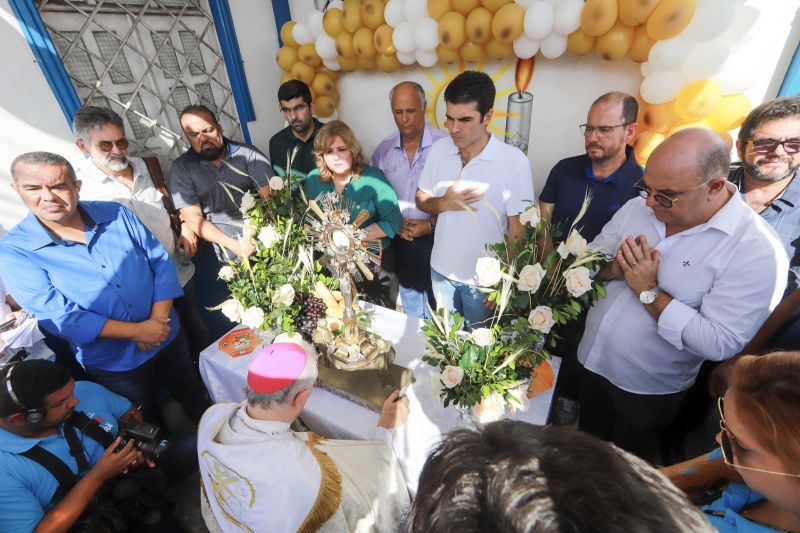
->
[199,303,560,491]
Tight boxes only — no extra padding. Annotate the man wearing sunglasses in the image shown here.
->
[576,128,788,464]
[269,80,324,178]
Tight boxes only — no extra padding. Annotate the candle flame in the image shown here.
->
[515,57,535,95]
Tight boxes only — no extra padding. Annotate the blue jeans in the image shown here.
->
[431,268,493,329]
[394,235,435,319]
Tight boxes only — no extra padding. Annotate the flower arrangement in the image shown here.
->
[422,198,610,423]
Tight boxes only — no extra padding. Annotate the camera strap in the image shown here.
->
[20,446,77,504]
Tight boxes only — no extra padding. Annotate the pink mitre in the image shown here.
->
[247,342,307,394]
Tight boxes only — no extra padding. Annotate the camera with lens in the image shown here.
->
[113,420,170,462]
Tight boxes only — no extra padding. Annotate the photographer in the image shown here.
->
[0,359,192,532]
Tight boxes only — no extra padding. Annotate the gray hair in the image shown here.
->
[739,96,800,143]
[389,81,426,108]
[72,105,125,143]
[244,345,319,408]
[696,133,731,183]
[10,152,77,184]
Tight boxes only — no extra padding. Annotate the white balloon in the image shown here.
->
[524,1,555,40]
[416,48,438,67]
[640,61,654,78]
[513,35,539,59]
[404,0,429,23]
[327,0,344,9]
[539,31,566,59]
[414,17,440,51]
[640,70,685,104]
[682,40,730,80]
[308,11,325,39]
[392,22,417,54]
[553,0,582,36]
[322,58,341,71]
[682,0,736,44]
[396,50,417,65]
[721,5,761,45]
[712,46,761,94]
[315,34,338,60]
[647,36,691,71]
[292,23,314,46]
[384,0,405,28]
[515,0,537,7]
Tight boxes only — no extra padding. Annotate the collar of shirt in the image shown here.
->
[19,203,112,251]
[184,137,241,167]
[446,133,500,164]
[0,426,54,454]
[730,166,800,212]
[583,145,638,189]
[391,125,437,153]
[646,181,745,239]
[78,157,153,197]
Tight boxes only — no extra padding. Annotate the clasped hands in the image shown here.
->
[614,235,661,296]
[398,219,431,241]
[135,315,170,351]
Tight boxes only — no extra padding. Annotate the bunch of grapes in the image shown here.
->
[297,294,327,341]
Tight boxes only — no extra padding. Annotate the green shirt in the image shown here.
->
[301,164,402,250]
[269,118,323,178]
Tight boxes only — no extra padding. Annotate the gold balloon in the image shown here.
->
[460,41,486,63]
[491,4,524,43]
[323,8,345,38]
[567,29,595,56]
[438,11,467,50]
[361,0,385,30]
[343,0,363,34]
[353,27,377,58]
[280,21,298,47]
[376,53,402,72]
[436,43,461,63]
[452,0,481,16]
[646,0,696,41]
[290,61,316,85]
[628,25,655,63]
[641,101,680,133]
[337,54,360,71]
[618,0,661,27]
[276,46,298,72]
[634,130,665,164]
[580,0,618,37]
[311,72,335,96]
[675,80,722,120]
[595,20,634,61]
[316,95,336,118]
[358,54,377,70]
[466,7,492,45]
[485,38,513,60]
[481,0,511,13]
[374,24,396,55]
[335,32,356,58]
[298,43,322,67]
[705,94,752,132]
[280,71,293,84]
[428,0,453,21]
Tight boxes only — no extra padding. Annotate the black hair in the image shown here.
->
[443,71,496,119]
[10,152,78,184]
[738,96,800,143]
[0,360,71,417]
[278,79,313,105]
[179,104,218,124]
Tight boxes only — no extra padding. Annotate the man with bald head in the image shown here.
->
[575,128,788,463]
[372,81,447,318]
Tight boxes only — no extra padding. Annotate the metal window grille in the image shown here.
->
[37,0,242,166]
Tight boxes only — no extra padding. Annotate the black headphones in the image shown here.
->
[4,365,46,424]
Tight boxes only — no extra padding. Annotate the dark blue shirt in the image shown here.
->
[0,201,183,371]
[539,145,643,242]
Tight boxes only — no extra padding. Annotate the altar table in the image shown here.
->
[199,303,560,491]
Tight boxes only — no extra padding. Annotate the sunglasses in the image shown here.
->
[95,138,129,152]
[749,138,800,155]
[717,397,800,478]
[633,178,708,208]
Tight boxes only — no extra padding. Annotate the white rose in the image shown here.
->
[240,306,265,330]
[506,383,530,413]
[471,391,506,425]
[218,265,235,281]
[563,266,593,298]
[556,241,569,259]
[528,305,556,334]
[269,176,285,191]
[242,221,257,240]
[272,284,296,307]
[258,225,280,249]
[471,328,494,348]
[564,230,588,258]
[519,205,540,227]
[441,365,465,388]
[220,299,244,323]
[517,263,545,293]
[475,257,502,287]
[240,192,256,213]
[429,370,444,398]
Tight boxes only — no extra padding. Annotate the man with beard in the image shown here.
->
[170,105,273,261]
[269,80,323,177]
[73,106,209,360]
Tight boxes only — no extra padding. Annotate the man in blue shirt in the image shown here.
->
[0,152,209,423]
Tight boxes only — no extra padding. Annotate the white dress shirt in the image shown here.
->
[578,185,788,394]
[77,157,194,287]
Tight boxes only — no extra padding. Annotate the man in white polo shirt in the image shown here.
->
[577,128,788,463]
[416,71,534,327]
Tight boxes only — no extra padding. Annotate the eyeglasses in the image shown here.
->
[633,178,708,208]
[579,123,627,137]
[95,138,129,152]
[748,138,800,154]
[717,397,800,478]
[281,103,308,115]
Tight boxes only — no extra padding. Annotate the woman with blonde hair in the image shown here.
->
[302,120,401,306]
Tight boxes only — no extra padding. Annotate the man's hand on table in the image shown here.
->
[378,389,409,430]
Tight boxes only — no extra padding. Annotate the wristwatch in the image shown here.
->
[639,286,661,305]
